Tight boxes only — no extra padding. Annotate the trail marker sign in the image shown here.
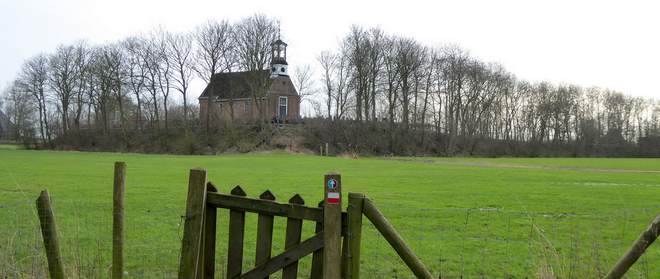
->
[325,177,340,204]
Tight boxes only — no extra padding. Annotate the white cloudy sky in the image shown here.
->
[1,0,659,100]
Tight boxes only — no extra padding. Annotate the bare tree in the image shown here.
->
[167,32,194,122]
[383,36,400,127]
[72,41,90,134]
[3,81,35,141]
[142,35,163,129]
[89,45,123,134]
[48,44,82,136]
[122,37,147,130]
[193,20,233,133]
[149,29,173,132]
[436,45,470,154]
[317,51,336,119]
[334,51,352,119]
[292,64,315,102]
[17,54,51,144]
[394,37,425,130]
[234,14,278,119]
[366,28,385,121]
[344,25,370,121]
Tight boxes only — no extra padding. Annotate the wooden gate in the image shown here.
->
[177,169,348,279]
[177,168,435,279]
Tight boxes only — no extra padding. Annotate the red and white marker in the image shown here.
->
[326,192,340,204]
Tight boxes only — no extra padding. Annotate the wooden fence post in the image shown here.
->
[178,169,208,279]
[36,189,65,279]
[343,193,364,279]
[112,162,126,279]
[323,173,342,279]
[362,198,434,279]
[605,214,660,279]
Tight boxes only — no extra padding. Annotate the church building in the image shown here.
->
[198,39,300,123]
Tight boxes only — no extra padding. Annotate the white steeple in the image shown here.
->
[270,38,288,78]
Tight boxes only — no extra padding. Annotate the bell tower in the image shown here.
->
[270,38,288,77]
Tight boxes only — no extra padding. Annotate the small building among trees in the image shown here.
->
[198,39,300,124]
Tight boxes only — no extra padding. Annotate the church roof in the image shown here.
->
[271,57,288,65]
[271,39,287,46]
[199,70,298,100]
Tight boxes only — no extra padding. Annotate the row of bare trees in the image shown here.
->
[1,15,316,151]
[2,20,659,155]
[309,26,660,155]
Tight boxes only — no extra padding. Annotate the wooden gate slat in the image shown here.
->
[227,186,247,279]
[203,182,219,279]
[255,190,276,279]
[310,201,324,279]
[241,233,324,279]
[282,194,305,279]
[207,192,323,221]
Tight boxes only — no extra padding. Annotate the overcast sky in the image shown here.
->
[1,0,659,100]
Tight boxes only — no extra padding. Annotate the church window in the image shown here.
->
[280,67,285,72]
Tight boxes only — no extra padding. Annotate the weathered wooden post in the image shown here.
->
[343,193,364,279]
[112,162,126,279]
[178,169,208,279]
[323,173,342,279]
[605,214,660,279]
[36,189,65,279]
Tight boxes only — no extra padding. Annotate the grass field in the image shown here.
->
[1,149,660,278]
[0,144,20,150]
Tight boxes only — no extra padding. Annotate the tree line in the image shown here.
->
[1,15,315,152]
[306,26,660,156]
[2,17,659,156]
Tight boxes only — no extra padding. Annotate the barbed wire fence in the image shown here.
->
[2,194,660,278]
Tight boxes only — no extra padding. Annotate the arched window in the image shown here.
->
[280,67,285,73]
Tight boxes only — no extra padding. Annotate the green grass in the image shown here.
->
[0,144,20,150]
[1,149,660,278]
[396,156,660,171]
